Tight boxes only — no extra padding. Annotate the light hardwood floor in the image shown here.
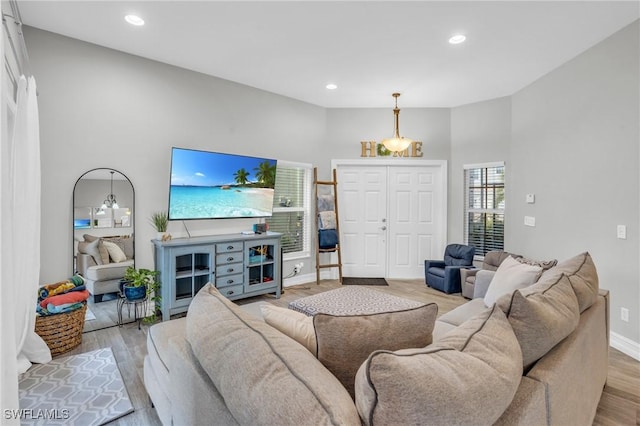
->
[64,279,639,425]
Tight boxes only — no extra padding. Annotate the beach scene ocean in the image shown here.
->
[169,185,274,219]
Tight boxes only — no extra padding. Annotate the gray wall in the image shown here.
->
[508,21,639,344]
[450,97,511,244]
[25,20,639,346]
[25,27,328,282]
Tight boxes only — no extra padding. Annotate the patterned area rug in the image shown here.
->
[19,347,134,425]
[342,277,388,286]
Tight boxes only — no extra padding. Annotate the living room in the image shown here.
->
[2,1,638,425]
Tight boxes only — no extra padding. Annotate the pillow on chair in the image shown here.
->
[483,256,542,307]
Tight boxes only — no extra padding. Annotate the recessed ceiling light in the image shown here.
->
[125,15,145,26]
[326,83,338,90]
[449,34,466,44]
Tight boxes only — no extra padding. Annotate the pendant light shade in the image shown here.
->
[381,93,413,152]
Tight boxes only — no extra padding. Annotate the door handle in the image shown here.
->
[381,226,387,231]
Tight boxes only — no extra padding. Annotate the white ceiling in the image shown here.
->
[17,1,639,108]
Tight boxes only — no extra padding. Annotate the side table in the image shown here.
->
[117,294,148,330]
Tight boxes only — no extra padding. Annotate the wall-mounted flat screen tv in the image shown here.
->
[168,147,278,220]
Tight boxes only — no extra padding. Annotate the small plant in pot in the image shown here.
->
[150,211,171,241]
[122,266,159,302]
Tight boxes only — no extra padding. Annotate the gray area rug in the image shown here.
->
[19,347,134,425]
[342,277,389,286]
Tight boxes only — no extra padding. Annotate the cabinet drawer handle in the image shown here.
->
[227,245,234,250]
[227,290,234,295]
[227,256,234,261]
[227,279,234,284]
[227,268,234,273]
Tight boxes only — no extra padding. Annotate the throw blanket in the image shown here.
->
[39,289,89,310]
[37,275,88,315]
[317,194,335,212]
[319,211,337,230]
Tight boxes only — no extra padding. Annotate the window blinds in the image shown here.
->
[463,162,505,257]
[266,162,312,257]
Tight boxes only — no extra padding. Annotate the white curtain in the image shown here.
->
[0,73,50,419]
[11,75,51,372]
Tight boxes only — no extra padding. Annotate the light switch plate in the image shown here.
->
[617,225,627,239]
[524,216,536,227]
[526,194,535,204]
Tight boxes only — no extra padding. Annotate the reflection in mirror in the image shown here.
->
[73,169,135,302]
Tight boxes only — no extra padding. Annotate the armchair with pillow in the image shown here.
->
[424,243,475,294]
[76,234,134,302]
[460,250,521,299]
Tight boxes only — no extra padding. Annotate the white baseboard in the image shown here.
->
[283,271,331,287]
[610,331,640,361]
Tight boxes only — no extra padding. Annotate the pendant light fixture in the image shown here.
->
[381,92,413,152]
[101,171,119,209]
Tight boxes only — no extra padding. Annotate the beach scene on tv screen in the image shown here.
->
[169,149,277,219]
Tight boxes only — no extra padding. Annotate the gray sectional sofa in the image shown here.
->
[144,252,608,425]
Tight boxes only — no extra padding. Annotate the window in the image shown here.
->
[464,162,505,257]
[266,161,312,258]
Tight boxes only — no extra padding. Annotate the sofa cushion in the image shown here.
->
[77,238,104,265]
[515,256,557,270]
[104,236,134,260]
[484,256,543,306]
[186,284,361,425]
[260,304,317,355]
[313,303,438,399]
[84,259,133,281]
[82,234,110,263]
[539,252,598,313]
[496,273,580,369]
[437,297,486,327]
[355,305,522,426]
[102,240,128,263]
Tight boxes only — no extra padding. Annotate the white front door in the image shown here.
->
[333,160,447,279]
[337,166,387,277]
[387,167,445,278]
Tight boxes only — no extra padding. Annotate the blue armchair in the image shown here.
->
[424,244,475,294]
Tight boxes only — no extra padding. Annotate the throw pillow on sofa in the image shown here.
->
[313,303,438,400]
[261,304,317,355]
[355,305,522,426]
[82,234,110,264]
[484,256,543,307]
[539,251,599,313]
[102,240,128,263]
[77,238,104,265]
[496,273,580,369]
[186,284,361,425]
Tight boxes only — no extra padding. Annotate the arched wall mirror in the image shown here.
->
[73,168,135,302]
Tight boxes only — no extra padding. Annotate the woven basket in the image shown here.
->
[35,303,87,356]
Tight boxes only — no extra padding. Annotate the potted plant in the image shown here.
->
[150,211,171,241]
[122,266,159,301]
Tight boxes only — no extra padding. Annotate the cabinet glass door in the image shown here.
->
[171,247,213,307]
[244,241,277,293]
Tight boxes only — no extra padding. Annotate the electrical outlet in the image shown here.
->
[621,307,629,322]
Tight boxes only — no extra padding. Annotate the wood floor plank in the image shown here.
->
[60,278,637,425]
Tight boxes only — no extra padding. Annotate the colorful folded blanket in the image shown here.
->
[37,302,84,316]
[39,289,89,309]
[38,275,85,301]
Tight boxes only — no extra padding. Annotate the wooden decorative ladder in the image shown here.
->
[314,167,343,284]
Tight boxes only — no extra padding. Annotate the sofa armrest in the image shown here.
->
[473,270,496,299]
[76,253,97,277]
[460,267,478,283]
